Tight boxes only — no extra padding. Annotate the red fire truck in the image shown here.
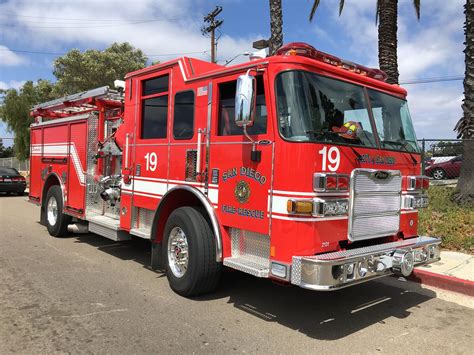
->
[29,42,440,296]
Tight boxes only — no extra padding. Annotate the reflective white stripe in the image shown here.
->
[207,188,219,205]
[133,179,168,196]
[271,195,290,215]
[31,143,85,185]
[271,189,316,197]
[271,189,350,197]
[270,214,348,222]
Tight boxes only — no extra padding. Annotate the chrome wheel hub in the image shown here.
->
[167,227,189,278]
[47,196,58,226]
[433,170,443,179]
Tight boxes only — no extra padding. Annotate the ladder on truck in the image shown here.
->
[31,86,124,120]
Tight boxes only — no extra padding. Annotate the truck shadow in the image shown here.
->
[73,233,437,341]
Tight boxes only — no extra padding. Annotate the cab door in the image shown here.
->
[131,72,171,211]
[209,73,274,236]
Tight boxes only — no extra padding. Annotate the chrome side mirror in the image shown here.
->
[235,73,256,127]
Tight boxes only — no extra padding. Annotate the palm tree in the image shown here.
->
[454,0,474,204]
[269,0,283,55]
[309,0,420,85]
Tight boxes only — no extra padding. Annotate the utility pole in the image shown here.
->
[201,6,223,63]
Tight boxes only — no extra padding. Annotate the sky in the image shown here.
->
[0,0,466,147]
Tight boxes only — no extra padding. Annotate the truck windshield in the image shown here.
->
[275,70,420,152]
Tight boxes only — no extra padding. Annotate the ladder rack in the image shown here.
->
[31,86,124,120]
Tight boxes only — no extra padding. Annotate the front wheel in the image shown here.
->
[44,185,71,237]
[432,168,446,180]
[163,207,221,297]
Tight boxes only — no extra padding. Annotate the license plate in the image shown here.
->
[4,178,11,182]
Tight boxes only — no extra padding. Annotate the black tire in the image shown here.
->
[44,185,71,237]
[432,168,446,180]
[163,207,222,297]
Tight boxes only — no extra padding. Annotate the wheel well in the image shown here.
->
[150,186,222,262]
[41,174,63,221]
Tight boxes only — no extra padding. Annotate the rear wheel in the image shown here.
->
[163,207,221,297]
[432,168,446,180]
[44,185,71,237]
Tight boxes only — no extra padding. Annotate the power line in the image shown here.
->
[0,48,210,58]
[400,76,463,85]
[0,13,168,22]
[0,19,179,29]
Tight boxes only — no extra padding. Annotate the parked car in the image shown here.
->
[0,167,27,195]
[425,155,463,180]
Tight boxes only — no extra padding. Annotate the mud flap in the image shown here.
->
[151,242,164,271]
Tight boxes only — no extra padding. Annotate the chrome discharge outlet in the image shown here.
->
[392,249,415,277]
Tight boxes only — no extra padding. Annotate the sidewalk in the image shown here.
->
[411,251,474,296]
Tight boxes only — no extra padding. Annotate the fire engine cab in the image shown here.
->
[29,42,441,296]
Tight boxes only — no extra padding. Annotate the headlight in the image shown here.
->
[314,198,349,217]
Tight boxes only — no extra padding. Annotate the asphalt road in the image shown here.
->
[1,195,473,354]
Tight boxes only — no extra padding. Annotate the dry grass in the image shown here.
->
[418,186,474,253]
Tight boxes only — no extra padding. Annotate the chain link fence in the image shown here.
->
[418,139,471,185]
[0,157,30,172]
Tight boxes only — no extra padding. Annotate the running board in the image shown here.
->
[87,214,130,241]
[129,228,150,239]
[224,257,269,278]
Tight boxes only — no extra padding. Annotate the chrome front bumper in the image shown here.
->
[291,236,441,291]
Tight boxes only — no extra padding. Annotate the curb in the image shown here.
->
[410,268,474,297]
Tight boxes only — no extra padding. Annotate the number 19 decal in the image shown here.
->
[319,146,340,172]
[144,152,157,171]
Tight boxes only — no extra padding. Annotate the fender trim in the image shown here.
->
[152,185,223,262]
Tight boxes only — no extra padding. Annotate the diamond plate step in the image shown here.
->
[224,256,269,277]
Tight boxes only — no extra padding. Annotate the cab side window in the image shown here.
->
[141,75,169,139]
[173,91,195,140]
[217,76,267,136]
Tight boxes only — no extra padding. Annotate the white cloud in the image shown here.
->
[407,83,463,139]
[0,45,27,66]
[0,80,26,90]
[0,0,257,65]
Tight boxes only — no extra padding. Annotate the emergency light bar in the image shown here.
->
[276,42,388,82]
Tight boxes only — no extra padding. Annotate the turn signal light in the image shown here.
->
[407,176,429,191]
[314,173,350,192]
[287,199,314,214]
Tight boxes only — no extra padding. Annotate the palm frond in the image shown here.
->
[375,0,380,25]
[339,0,345,16]
[413,0,421,20]
[309,0,321,22]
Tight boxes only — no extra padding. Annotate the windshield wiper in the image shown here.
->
[350,146,362,160]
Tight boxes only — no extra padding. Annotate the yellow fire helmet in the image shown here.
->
[332,121,362,140]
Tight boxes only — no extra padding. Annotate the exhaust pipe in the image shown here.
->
[67,223,89,234]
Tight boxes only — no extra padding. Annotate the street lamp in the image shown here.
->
[224,52,250,66]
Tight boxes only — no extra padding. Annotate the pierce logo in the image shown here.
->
[374,171,390,179]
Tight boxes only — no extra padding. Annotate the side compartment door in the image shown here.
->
[29,127,43,199]
[209,74,274,236]
[66,121,87,212]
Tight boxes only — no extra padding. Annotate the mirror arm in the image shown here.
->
[243,125,261,163]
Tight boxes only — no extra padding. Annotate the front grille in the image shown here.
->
[349,169,402,242]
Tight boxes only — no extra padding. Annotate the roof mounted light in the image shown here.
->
[276,42,388,82]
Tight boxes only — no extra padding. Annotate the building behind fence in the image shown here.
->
[0,157,30,172]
